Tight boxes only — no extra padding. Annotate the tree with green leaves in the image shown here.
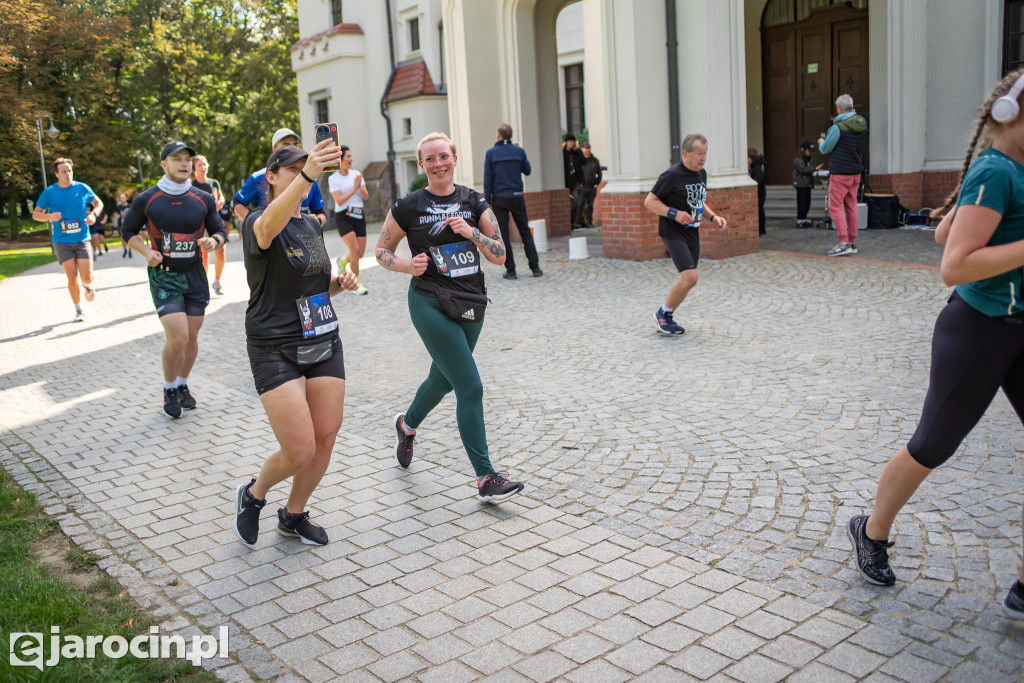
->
[1,0,302,240]
[0,0,132,238]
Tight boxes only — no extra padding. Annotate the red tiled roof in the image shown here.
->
[291,23,363,51]
[384,58,439,103]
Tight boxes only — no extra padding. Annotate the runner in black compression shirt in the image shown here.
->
[232,141,358,548]
[120,141,226,418]
[375,131,525,503]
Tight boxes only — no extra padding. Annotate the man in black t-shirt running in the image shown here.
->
[644,133,728,335]
[120,141,226,417]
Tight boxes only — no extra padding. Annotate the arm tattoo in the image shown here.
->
[380,223,391,242]
[485,209,502,240]
[481,209,506,256]
[375,248,397,268]
[481,235,505,257]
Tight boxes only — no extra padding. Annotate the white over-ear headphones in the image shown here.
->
[992,73,1024,123]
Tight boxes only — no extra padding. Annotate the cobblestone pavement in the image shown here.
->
[2,229,1024,682]
[759,224,943,266]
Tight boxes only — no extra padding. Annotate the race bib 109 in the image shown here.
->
[429,241,479,278]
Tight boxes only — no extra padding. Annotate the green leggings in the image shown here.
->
[405,287,493,477]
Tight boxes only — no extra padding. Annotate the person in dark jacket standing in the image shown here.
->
[792,141,820,227]
[747,147,767,235]
[562,134,584,229]
[574,143,602,228]
[819,94,868,256]
[484,123,542,279]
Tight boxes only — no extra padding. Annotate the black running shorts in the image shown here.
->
[148,266,209,317]
[247,334,345,395]
[335,211,367,238]
[662,229,700,272]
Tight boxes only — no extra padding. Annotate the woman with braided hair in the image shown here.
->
[848,69,1024,618]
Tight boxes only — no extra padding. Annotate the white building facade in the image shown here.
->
[292,0,1016,260]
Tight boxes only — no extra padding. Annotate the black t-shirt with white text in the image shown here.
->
[390,185,489,297]
[242,208,337,346]
[651,163,707,238]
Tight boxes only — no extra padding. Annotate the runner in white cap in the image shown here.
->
[232,128,328,230]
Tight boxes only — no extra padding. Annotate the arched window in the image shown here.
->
[763,0,868,28]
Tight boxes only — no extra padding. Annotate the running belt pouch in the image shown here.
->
[435,289,488,323]
[281,338,334,367]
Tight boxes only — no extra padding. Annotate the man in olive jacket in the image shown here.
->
[818,94,867,257]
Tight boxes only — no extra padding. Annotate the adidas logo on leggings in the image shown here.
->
[461,309,475,321]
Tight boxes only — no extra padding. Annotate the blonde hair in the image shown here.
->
[416,132,456,161]
[935,68,1024,218]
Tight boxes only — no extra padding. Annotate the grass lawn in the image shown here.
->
[0,239,127,282]
[3,217,51,241]
[0,248,57,282]
[0,469,221,682]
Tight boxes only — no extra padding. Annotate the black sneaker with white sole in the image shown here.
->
[394,413,415,468]
[178,384,197,410]
[654,309,685,335]
[233,478,265,547]
[277,509,328,545]
[1004,582,1024,620]
[847,514,896,586]
[476,471,524,503]
[163,387,182,418]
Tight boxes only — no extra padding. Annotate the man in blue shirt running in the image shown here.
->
[232,128,327,229]
[33,157,103,322]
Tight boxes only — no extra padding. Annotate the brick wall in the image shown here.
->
[701,186,761,259]
[866,172,922,207]
[497,189,571,244]
[866,170,960,212]
[921,170,960,210]
[600,185,760,261]
[600,193,667,260]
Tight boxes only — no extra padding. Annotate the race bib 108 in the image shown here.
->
[296,292,338,338]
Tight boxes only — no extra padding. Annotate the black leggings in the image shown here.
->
[907,293,1024,468]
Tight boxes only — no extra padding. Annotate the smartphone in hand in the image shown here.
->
[315,122,341,173]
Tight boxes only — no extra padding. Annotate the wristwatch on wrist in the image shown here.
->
[473,227,481,239]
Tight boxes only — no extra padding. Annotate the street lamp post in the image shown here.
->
[35,113,59,247]
[35,113,60,190]
[135,150,151,191]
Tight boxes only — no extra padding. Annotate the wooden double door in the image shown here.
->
[762,4,869,184]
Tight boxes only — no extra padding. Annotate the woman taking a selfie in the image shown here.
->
[232,140,358,547]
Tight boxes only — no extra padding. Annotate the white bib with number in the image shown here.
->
[296,292,338,338]
[428,241,479,278]
[164,232,197,259]
[59,219,81,235]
